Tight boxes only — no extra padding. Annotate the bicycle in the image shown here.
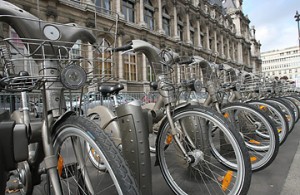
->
[87,39,252,195]
[0,1,138,194]
[238,72,296,134]
[176,56,280,171]
[220,69,289,145]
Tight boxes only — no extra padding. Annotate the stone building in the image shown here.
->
[1,0,261,92]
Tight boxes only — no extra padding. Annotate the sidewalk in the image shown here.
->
[248,122,300,195]
[280,140,300,195]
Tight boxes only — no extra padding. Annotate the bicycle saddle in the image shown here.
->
[99,83,124,97]
[0,1,96,56]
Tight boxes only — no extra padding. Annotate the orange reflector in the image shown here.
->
[250,156,257,162]
[249,139,261,145]
[222,170,233,191]
[57,155,64,176]
[166,134,173,145]
[259,105,266,110]
[223,112,229,118]
[278,128,282,133]
[91,148,95,155]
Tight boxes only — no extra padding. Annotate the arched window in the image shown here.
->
[93,39,112,80]
[147,61,155,82]
[124,51,137,81]
[122,0,135,22]
[162,6,170,36]
[144,0,154,30]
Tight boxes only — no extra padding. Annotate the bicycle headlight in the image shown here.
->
[61,64,87,90]
[193,79,203,93]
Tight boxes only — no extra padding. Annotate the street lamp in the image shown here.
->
[295,11,300,50]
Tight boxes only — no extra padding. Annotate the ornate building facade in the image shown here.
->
[1,0,261,92]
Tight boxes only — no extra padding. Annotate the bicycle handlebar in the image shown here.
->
[112,44,133,52]
[178,57,194,65]
[130,40,163,65]
[0,1,96,54]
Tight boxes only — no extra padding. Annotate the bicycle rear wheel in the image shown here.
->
[52,115,139,195]
[156,105,251,195]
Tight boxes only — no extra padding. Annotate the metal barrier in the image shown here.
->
[0,90,159,118]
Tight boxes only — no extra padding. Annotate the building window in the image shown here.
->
[177,16,183,41]
[190,20,195,45]
[147,63,155,82]
[180,65,188,81]
[144,0,154,30]
[94,0,111,13]
[70,40,81,59]
[122,0,135,22]
[124,52,137,81]
[93,39,112,80]
[162,7,170,36]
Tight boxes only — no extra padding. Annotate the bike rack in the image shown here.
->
[116,104,152,195]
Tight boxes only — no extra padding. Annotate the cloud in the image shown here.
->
[243,0,300,51]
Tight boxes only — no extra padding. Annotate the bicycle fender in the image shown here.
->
[154,103,190,166]
[155,102,190,124]
[51,111,76,135]
[115,104,152,195]
[86,106,121,146]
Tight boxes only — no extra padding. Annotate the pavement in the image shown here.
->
[151,121,300,195]
[5,121,300,195]
[248,121,300,195]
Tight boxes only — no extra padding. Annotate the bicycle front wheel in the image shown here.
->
[156,105,251,195]
[222,102,279,171]
[52,115,139,195]
[248,100,289,145]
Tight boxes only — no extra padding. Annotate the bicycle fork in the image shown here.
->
[165,104,197,164]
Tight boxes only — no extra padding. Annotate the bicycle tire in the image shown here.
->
[248,100,289,145]
[286,96,300,121]
[156,104,252,195]
[222,102,279,171]
[52,115,139,195]
[265,98,295,132]
[281,97,300,122]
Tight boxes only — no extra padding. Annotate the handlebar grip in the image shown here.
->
[112,44,133,52]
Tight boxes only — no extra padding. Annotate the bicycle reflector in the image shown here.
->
[221,170,233,191]
[61,64,87,90]
[57,155,64,176]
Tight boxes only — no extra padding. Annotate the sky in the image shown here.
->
[242,0,300,52]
